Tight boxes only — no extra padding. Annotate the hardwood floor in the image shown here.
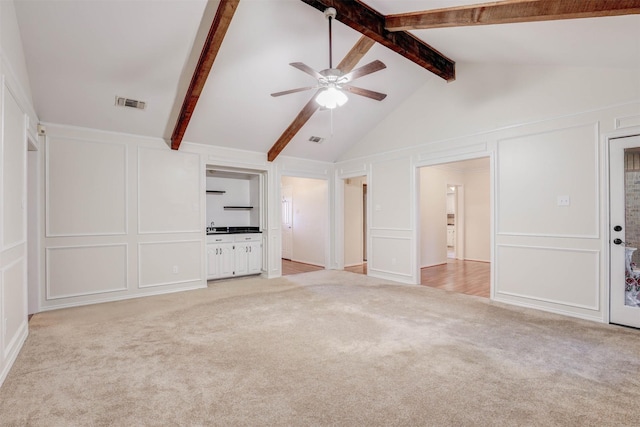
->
[345,263,367,275]
[421,259,490,298]
[283,258,489,299]
[282,260,367,276]
[282,259,324,275]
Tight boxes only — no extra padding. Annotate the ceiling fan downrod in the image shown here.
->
[324,7,336,69]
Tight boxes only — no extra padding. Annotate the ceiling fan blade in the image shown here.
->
[270,86,318,97]
[290,62,324,80]
[342,85,387,101]
[341,60,386,82]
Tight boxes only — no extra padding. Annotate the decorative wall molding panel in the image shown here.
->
[46,137,127,237]
[46,244,128,300]
[495,244,600,311]
[2,86,26,250]
[615,114,640,130]
[2,258,27,359]
[497,123,599,238]
[138,146,201,234]
[138,240,202,288]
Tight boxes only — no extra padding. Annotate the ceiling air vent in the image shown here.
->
[308,136,324,144]
[115,96,146,110]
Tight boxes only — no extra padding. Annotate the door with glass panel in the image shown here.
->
[610,134,640,328]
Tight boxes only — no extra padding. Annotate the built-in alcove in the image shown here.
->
[205,168,263,229]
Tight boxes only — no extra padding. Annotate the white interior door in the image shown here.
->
[281,185,293,260]
[610,134,640,328]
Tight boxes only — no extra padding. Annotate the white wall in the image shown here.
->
[40,125,204,310]
[337,62,640,323]
[420,167,457,267]
[281,176,328,267]
[344,176,365,267]
[205,176,251,227]
[0,0,35,387]
[464,168,490,262]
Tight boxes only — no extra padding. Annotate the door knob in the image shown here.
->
[614,225,622,232]
[613,238,624,245]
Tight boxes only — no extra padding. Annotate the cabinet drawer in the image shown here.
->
[207,235,234,244]
[234,233,262,242]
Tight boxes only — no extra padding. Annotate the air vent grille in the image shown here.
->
[308,136,324,144]
[115,96,146,110]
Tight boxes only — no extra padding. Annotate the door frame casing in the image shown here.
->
[413,151,495,298]
[605,128,640,325]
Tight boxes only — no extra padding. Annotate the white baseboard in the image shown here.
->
[0,321,29,388]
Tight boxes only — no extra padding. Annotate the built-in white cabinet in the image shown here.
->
[447,226,455,247]
[207,233,262,280]
[234,234,262,276]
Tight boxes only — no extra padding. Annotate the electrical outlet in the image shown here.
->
[172,266,179,274]
[557,195,570,207]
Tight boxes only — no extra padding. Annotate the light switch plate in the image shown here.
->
[557,195,570,206]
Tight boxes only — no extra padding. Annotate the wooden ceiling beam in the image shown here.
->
[170,0,240,150]
[385,0,640,31]
[267,36,375,162]
[299,0,455,82]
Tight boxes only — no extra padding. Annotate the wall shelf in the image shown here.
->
[206,190,226,194]
[224,206,253,210]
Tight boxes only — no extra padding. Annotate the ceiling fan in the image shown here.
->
[271,7,387,109]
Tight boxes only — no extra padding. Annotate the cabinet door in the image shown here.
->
[207,244,220,279]
[248,242,262,274]
[235,243,249,276]
[219,243,235,277]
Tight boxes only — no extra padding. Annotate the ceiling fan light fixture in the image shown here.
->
[315,86,348,109]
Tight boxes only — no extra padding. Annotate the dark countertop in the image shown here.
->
[206,226,261,235]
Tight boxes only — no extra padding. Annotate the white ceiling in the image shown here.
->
[14,0,640,162]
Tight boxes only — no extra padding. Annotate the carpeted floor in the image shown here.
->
[1,270,639,426]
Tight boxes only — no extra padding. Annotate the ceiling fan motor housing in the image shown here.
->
[324,7,337,20]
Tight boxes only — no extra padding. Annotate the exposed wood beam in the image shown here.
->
[267,36,375,162]
[385,0,640,31]
[300,0,455,82]
[170,0,240,150]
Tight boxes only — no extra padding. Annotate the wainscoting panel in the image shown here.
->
[369,234,413,281]
[46,137,127,237]
[615,114,640,130]
[2,88,26,249]
[138,147,201,234]
[46,244,128,299]
[138,241,201,288]
[2,259,27,358]
[497,123,599,238]
[496,244,600,311]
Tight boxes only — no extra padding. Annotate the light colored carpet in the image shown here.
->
[1,270,639,426]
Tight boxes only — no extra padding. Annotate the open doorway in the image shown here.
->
[343,176,367,275]
[281,176,329,275]
[419,158,491,298]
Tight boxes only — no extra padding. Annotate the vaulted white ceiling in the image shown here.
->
[14,0,640,162]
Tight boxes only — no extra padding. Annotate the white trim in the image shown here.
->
[137,146,201,235]
[495,244,600,311]
[496,121,601,239]
[44,135,129,238]
[137,239,203,288]
[38,282,206,312]
[414,151,495,296]
[338,99,640,164]
[615,114,640,130]
[45,243,129,300]
[0,49,38,124]
[0,320,27,387]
